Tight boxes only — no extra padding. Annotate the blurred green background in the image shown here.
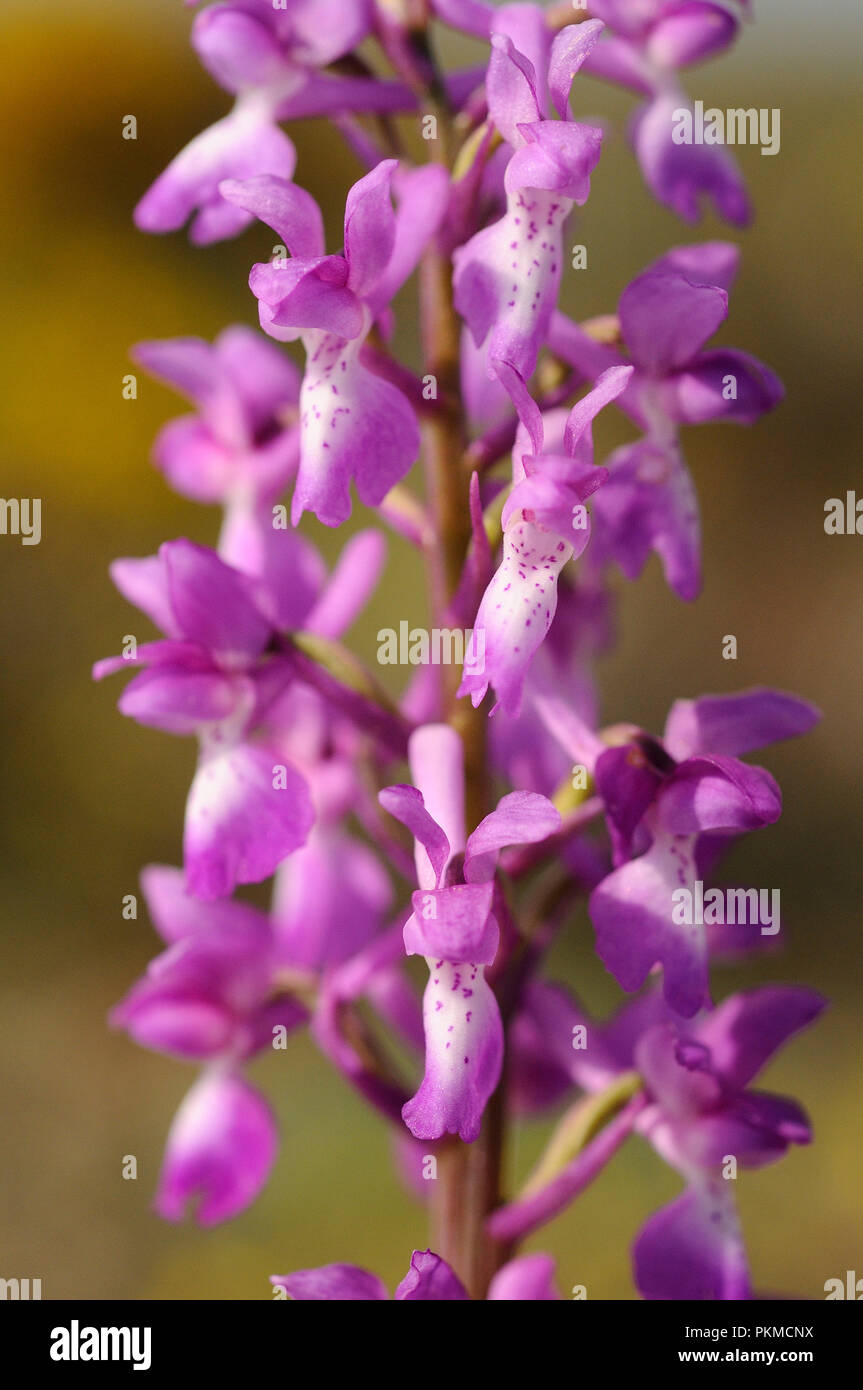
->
[1,0,861,1299]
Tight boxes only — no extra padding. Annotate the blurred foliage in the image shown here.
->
[0,2,861,1299]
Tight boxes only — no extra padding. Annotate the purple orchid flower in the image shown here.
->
[131,326,301,569]
[272,1247,561,1299]
[536,687,819,1016]
[433,0,748,225]
[111,865,295,1224]
[113,801,397,1224]
[155,1067,279,1225]
[583,1,751,224]
[551,241,783,599]
[93,539,314,899]
[111,863,302,1062]
[219,160,449,525]
[453,15,604,382]
[497,978,824,1299]
[135,1,416,243]
[458,362,632,716]
[380,723,560,1141]
[94,510,388,899]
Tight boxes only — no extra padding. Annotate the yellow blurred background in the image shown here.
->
[1,0,861,1298]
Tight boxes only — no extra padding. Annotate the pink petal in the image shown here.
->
[184,740,313,900]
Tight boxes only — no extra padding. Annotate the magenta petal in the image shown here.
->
[646,3,738,69]
[379,784,451,890]
[509,1002,579,1114]
[503,472,593,547]
[533,694,606,771]
[371,164,450,312]
[184,741,313,900]
[432,0,494,39]
[589,830,709,1017]
[465,791,561,883]
[506,120,603,202]
[564,364,634,455]
[487,1253,560,1300]
[548,312,633,405]
[591,438,702,601]
[153,418,237,503]
[121,999,234,1061]
[663,688,821,762]
[620,269,727,376]
[140,863,270,945]
[403,962,503,1142]
[109,553,177,637]
[343,159,398,297]
[634,1023,722,1118]
[275,70,416,121]
[634,92,751,228]
[733,1091,814,1149]
[93,639,211,684]
[659,755,782,834]
[117,668,241,735]
[582,33,653,95]
[647,239,740,292]
[132,336,220,411]
[111,951,242,1060]
[273,830,391,972]
[583,0,661,37]
[135,108,296,244]
[192,9,288,93]
[682,1093,811,1170]
[219,174,324,257]
[395,1250,470,1301]
[283,0,373,66]
[405,885,498,963]
[664,347,784,424]
[216,324,300,428]
[548,19,605,119]
[162,540,271,661]
[271,1264,388,1301]
[594,742,666,848]
[486,33,544,146]
[252,259,363,339]
[236,515,325,629]
[492,358,544,458]
[694,986,827,1091]
[154,1072,277,1226]
[634,1183,752,1300]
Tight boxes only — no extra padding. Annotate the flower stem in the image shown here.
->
[418,135,504,1298]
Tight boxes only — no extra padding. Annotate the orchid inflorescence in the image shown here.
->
[97,0,823,1301]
